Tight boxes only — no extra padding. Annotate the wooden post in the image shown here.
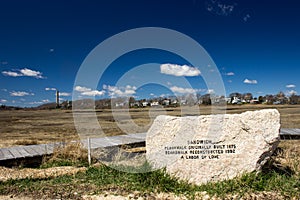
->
[87,137,91,166]
[45,144,48,154]
[56,90,60,108]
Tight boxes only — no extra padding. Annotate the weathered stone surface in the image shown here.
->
[146,109,280,185]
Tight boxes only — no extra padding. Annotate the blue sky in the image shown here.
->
[0,0,300,107]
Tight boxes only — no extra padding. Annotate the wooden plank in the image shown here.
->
[28,144,47,156]
[88,133,146,148]
[290,129,300,135]
[281,128,300,135]
[90,138,118,148]
[0,149,4,159]
[280,128,300,140]
[45,144,55,154]
[0,148,15,160]
[14,146,31,157]
[23,146,39,157]
[8,148,23,158]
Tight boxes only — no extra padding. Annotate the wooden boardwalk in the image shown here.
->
[0,129,299,163]
[0,133,146,162]
[280,128,300,140]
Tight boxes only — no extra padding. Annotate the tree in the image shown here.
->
[276,91,287,104]
[196,93,201,101]
[201,94,211,105]
[290,93,299,104]
[229,92,242,99]
[129,96,136,107]
[243,93,253,102]
[186,94,196,106]
[265,94,275,104]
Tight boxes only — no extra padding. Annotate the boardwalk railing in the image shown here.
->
[0,129,299,164]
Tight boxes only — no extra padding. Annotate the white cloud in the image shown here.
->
[42,99,50,103]
[243,79,258,84]
[20,68,44,79]
[287,90,297,95]
[81,90,105,96]
[0,99,7,103]
[207,89,215,94]
[170,86,198,94]
[45,87,56,91]
[286,84,296,88]
[2,68,45,79]
[160,64,201,77]
[103,85,136,97]
[150,93,155,96]
[28,101,42,105]
[59,92,71,97]
[74,86,105,96]
[74,86,91,92]
[225,72,235,76]
[160,94,169,98]
[2,71,22,77]
[49,48,54,52]
[1,89,7,92]
[10,91,34,97]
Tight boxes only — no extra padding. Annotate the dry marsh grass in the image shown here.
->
[0,139,298,199]
[275,140,300,175]
[41,142,90,168]
[0,104,299,147]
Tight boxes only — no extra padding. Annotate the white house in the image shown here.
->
[142,102,149,107]
[231,96,241,104]
[150,101,159,107]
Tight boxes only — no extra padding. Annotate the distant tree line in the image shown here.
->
[1,91,299,110]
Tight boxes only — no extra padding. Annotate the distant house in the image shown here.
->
[231,97,241,104]
[115,102,126,107]
[150,101,159,107]
[180,99,187,105]
[171,99,178,105]
[225,98,231,104]
[142,102,149,107]
[241,99,247,104]
[250,99,259,104]
[162,99,170,106]
[130,101,141,108]
[273,100,282,105]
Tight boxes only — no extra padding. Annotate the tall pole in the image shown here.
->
[56,90,60,108]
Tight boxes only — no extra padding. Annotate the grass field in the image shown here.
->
[0,139,299,199]
[0,104,299,199]
[0,104,299,148]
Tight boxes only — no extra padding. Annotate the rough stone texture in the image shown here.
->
[146,109,280,185]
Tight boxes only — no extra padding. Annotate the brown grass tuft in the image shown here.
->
[14,139,38,146]
[42,142,90,167]
[276,140,300,175]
